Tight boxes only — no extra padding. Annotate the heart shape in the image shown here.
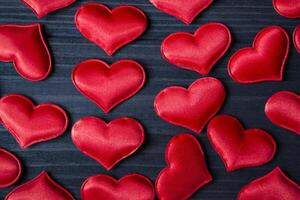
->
[150,0,213,24]
[294,25,300,53]
[72,117,144,170]
[72,59,145,113]
[75,3,147,55]
[273,0,300,18]
[156,133,212,200]
[0,24,51,81]
[0,94,68,148]
[228,26,289,83]
[207,115,276,171]
[154,77,225,133]
[81,174,155,200]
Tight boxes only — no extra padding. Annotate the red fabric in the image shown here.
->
[72,59,145,113]
[273,0,300,18]
[207,115,276,171]
[154,77,225,133]
[0,24,51,81]
[161,22,231,75]
[238,167,300,200]
[228,26,289,83]
[75,3,147,55]
[156,133,212,200]
[72,117,144,170]
[0,94,68,148]
[81,174,155,200]
[294,25,300,53]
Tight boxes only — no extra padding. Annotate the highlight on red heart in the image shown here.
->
[272,0,300,18]
[294,25,300,53]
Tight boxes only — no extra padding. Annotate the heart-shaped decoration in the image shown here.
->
[273,0,300,18]
[72,59,145,113]
[161,22,231,75]
[156,133,212,200]
[75,3,147,55]
[0,94,68,148]
[0,24,51,81]
[72,117,144,170]
[294,25,300,53]
[207,115,276,171]
[81,174,155,200]
[154,77,225,133]
[228,26,289,83]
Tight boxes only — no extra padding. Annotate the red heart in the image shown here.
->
[75,3,147,55]
[0,24,51,81]
[81,174,155,200]
[228,26,289,83]
[150,0,213,24]
[0,94,68,148]
[273,0,300,18]
[207,115,276,172]
[294,25,300,53]
[154,77,225,133]
[156,133,212,200]
[72,59,145,113]
[238,167,300,200]
[72,117,144,170]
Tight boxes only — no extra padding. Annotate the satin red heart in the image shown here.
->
[72,59,145,113]
[228,26,289,83]
[294,25,300,53]
[0,94,68,148]
[273,0,300,18]
[0,24,51,81]
[154,77,225,133]
[75,3,147,55]
[161,22,231,75]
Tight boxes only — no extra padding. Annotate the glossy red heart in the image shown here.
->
[75,3,147,55]
[72,59,145,113]
[161,22,231,75]
[154,77,225,133]
[294,25,300,53]
[273,0,300,18]
[0,94,68,148]
[228,26,289,83]
[81,174,155,200]
[0,24,51,81]
[72,117,144,170]
[207,115,276,171]
[156,133,212,200]
[150,0,213,24]
[238,167,300,200]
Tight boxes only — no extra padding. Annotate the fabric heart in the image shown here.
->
[81,174,155,200]
[72,117,144,170]
[161,22,231,75]
[273,0,300,18]
[156,133,212,200]
[154,77,225,133]
[72,59,145,113]
[0,24,51,81]
[207,115,276,171]
[228,26,289,83]
[150,0,213,24]
[294,25,300,53]
[0,94,68,148]
[75,3,147,55]
[238,167,300,200]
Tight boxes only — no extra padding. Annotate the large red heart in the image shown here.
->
[72,117,144,170]
[294,25,300,53]
[75,3,147,55]
[0,94,68,148]
[161,22,231,75]
[81,174,155,200]
[154,77,225,133]
[72,59,146,113]
[228,26,290,83]
[156,133,212,200]
[0,24,51,81]
[207,115,276,172]
[273,0,300,18]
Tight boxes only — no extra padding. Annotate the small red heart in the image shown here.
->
[81,174,155,200]
[228,26,289,83]
[75,3,147,55]
[154,77,225,133]
[207,115,276,172]
[273,0,300,18]
[294,25,300,53]
[72,117,144,170]
[0,24,51,81]
[156,133,212,200]
[72,59,145,113]
[0,94,68,148]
